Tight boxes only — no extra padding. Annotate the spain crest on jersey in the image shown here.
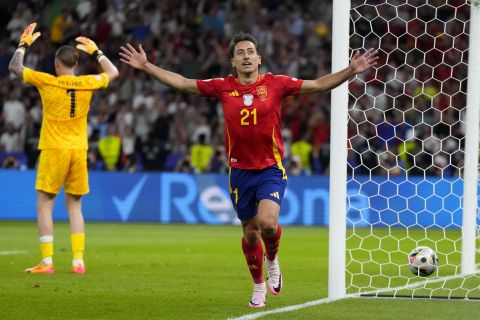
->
[243,94,254,106]
[256,85,268,101]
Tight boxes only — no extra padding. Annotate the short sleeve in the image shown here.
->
[23,67,54,88]
[196,78,224,98]
[78,73,109,90]
[273,75,304,97]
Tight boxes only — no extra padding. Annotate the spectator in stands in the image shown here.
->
[377,152,405,176]
[192,115,211,145]
[115,102,134,135]
[98,123,122,171]
[310,109,330,150]
[134,104,150,141]
[133,86,155,111]
[310,143,330,174]
[197,0,225,37]
[175,154,194,173]
[2,88,26,131]
[287,155,303,176]
[208,145,227,173]
[0,41,12,77]
[138,130,164,171]
[190,133,214,174]
[290,135,313,175]
[152,104,171,143]
[6,3,32,43]
[50,7,73,44]
[0,122,22,152]
[2,155,20,169]
[120,125,136,172]
[0,0,470,178]
[106,5,125,38]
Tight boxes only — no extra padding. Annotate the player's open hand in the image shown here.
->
[76,36,100,55]
[19,23,41,50]
[349,48,379,74]
[119,44,148,69]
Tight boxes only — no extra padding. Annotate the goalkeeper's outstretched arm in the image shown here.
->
[300,48,379,94]
[119,43,200,95]
[9,49,25,79]
[9,22,41,78]
[75,36,119,81]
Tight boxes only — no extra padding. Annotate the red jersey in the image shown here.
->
[196,73,303,170]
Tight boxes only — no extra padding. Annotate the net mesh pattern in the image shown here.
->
[346,0,480,299]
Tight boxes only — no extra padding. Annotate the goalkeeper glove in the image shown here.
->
[18,23,41,51]
[75,36,104,60]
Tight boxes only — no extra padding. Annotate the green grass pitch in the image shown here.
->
[0,221,479,319]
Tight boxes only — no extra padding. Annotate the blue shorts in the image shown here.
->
[229,164,287,221]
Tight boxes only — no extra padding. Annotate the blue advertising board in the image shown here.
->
[0,170,477,227]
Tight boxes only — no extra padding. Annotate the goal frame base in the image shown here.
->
[360,294,480,301]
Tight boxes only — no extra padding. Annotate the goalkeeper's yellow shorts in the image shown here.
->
[36,149,89,195]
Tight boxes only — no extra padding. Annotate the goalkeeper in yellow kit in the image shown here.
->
[9,23,119,274]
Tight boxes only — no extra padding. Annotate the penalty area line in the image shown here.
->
[0,250,28,255]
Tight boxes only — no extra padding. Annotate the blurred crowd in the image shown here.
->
[0,0,471,177]
[348,0,469,178]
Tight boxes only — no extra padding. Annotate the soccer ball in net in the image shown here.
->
[408,246,438,277]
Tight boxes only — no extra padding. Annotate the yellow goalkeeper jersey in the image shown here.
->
[23,67,109,150]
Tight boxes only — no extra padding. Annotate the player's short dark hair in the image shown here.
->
[228,32,259,59]
[55,46,79,68]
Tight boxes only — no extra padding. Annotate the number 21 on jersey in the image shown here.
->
[240,108,257,126]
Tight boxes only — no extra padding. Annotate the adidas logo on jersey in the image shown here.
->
[229,90,239,96]
[270,192,280,199]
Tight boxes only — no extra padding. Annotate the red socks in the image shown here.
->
[242,225,283,283]
[242,237,264,284]
[262,224,282,261]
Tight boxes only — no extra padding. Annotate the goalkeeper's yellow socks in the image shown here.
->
[24,235,54,273]
[28,234,86,274]
[39,235,53,265]
[71,232,85,266]
[71,233,86,275]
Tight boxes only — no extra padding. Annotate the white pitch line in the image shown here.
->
[228,273,479,320]
[227,297,343,320]
[0,250,28,255]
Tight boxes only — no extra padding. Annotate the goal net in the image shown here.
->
[343,0,480,299]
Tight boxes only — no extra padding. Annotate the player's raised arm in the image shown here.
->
[119,43,200,95]
[76,36,119,81]
[8,22,41,78]
[300,48,379,95]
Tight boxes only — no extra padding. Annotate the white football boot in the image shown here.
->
[249,282,267,308]
[264,255,282,295]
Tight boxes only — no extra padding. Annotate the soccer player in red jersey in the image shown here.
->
[120,32,378,307]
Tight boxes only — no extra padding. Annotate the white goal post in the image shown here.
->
[329,0,350,300]
[463,0,480,276]
[329,0,480,300]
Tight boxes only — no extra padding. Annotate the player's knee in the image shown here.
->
[244,229,261,244]
[260,223,277,238]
